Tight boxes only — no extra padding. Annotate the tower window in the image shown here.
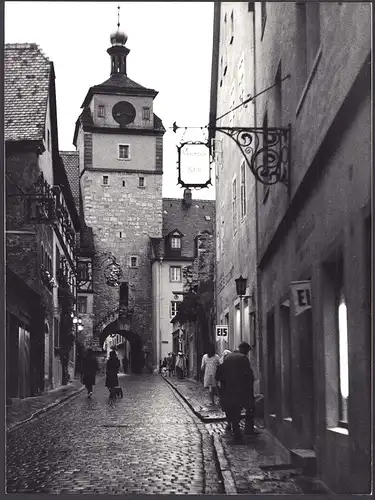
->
[129,256,139,268]
[98,105,105,118]
[118,144,130,160]
[122,180,126,187]
[142,107,151,120]
[138,176,145,188]
[102,175,109,185]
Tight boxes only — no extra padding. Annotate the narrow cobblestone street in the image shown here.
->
[6,374,222,494]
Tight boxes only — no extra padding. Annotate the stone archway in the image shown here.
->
[99,320,144,374]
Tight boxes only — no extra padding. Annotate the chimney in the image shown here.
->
[183,188,192,207]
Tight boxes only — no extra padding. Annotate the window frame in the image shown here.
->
[170,301,180,318]
[102,175,109,186]
[171,237,181,249]
[261,2,267,40]
[98,104,105,118]
[118,144,131,161]
[240,160,247,219]
[138,176,145,188]
[142,107,151,120]
[77,296,88,314]
[169,266,182,283]
[232,176,238,233]
[129,255,139,268]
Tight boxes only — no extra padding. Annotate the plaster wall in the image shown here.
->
[215,1,258,366]
[259,89,371,493]
[90,94,154,129]
[92,133,157,171]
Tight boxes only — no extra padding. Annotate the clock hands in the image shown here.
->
[115,111,133,118]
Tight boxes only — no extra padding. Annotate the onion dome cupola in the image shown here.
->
[107,6,130,75]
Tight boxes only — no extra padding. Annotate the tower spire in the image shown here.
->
[108,5,129,75]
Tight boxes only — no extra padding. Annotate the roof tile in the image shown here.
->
[5,43,51,142]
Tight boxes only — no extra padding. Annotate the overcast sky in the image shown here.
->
[5,1,215,200]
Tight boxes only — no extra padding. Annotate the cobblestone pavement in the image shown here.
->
[6,379,84,431]
[164,376,331,495]
[6,374,223,494]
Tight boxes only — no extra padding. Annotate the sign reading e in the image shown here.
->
[216,325,229,340]
[290,280,312,316]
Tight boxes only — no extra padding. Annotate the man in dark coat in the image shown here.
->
[105,350,121,394]
[82,349,98,398]
[217,341,258,441]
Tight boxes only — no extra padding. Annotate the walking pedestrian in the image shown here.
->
[201,344,220,405]
[161,357,168,376]
[175,351,184,379]
[216,349,232,429]
[82,349,98,398]
[122,355,129,374]
[105,350,121,396]
[217,341,259,442]
[166,352,174,377]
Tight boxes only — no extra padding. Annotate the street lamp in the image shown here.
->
[235,275,247,343]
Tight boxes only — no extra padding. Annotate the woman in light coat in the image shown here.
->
[201,344,220,405]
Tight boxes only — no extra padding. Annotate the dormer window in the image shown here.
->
[171,237,181,249]
[168,230,183,253]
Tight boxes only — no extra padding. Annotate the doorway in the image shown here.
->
[18,326,31,398]
[298,307,315,448]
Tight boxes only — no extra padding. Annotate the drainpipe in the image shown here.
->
[253,5,264,393]
[157,257,163,369]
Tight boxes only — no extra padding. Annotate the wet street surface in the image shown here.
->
[6,374,222,494]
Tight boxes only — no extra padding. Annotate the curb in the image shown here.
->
[7,385,86,433]
[161,375,226,423]
[161,375,238,494]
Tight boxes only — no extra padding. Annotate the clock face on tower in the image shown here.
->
[112,101,136,126]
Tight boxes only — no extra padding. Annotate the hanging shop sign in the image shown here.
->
[290,280,312,316]
[177,141,212,188]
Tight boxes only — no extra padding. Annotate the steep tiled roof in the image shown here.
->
[5,43,51,142]
[60,151,80,213]
[154,113,165,132]
[96,73,147,90]
[162,198,215,259]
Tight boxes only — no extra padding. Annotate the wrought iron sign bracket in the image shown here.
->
[173,123,291,187]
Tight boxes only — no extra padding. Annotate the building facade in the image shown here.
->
[72,26,165,372]
[151,192,215,371]
[5,43,80,396]
[209,2,260,390]
[210,2,371,493]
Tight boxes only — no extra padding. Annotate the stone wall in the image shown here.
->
[81,169,163,354]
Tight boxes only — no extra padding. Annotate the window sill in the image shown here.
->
[296,44,323,117]
[327,426,349,436]
[138,186,146,189]
[118,158,131,161]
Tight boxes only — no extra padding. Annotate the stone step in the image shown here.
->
[289,449,317,476]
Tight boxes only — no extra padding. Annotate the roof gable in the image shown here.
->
[81,74,158,108]
[162,198,215,259]
[5,43,51,142]
[167,229,184,238]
